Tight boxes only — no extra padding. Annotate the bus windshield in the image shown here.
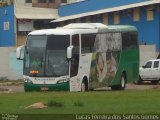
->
[24,35,69,77]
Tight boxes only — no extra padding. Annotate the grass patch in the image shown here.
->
[0,90,160,114]
[47,100,64,108]
[73,101,84,107]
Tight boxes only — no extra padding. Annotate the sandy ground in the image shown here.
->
[0,85,24,93]
[0,82,159,93]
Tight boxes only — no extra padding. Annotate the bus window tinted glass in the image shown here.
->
[47,35,69,50]
[27,35,47,48]
[81,34,96,53]
[122,32,138,49]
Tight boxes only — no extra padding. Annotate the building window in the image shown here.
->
[114,13,120,24]
[49,0,55,2]
[133,8,140,21]
[38,0,47,3]
[61,0,67,3]
[85,16,91,23]
[147,6,154,21]
[102,13,108,25]
[26,0,32,3]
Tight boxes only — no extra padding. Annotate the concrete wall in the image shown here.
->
[0,47,23,80]
[14,0,25,6]
[140,45,156,67]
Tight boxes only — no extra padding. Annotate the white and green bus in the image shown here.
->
[17,23,139,92]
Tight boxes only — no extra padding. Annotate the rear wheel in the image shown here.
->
[135,75,143,84]
[121,75,126,89]
[111,74,126,90]
[81,79,88,92]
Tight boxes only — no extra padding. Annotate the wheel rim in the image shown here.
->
[121,76,125,88]
[81,83,85,92]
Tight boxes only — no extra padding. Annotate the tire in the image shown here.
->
[111,85,120,90]
[81,82,86,92]
[81,80,88,92]
[151,80,159,85]
[119,74,126,90]
[135,75,143,84]
[111,74,126,90]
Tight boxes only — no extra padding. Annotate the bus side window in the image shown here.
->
[70,35,80,77]
[122,32,138,49]
[81,34,96,53]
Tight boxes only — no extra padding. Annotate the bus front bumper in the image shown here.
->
[24,82,69,92]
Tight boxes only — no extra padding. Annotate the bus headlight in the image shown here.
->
[24,78,33,83]
[57,79,69,84]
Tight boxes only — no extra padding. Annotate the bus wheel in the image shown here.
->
[120,74,126,90]
[135,75,143,84]
[81,79,88,92]
[81,82,86,92]
[111,74,126,90]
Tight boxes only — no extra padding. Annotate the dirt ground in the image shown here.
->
[0,82,159,93]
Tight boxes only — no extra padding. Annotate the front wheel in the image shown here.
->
[81,82,86,92]
[111,74,126,90]
[81,80,88,92]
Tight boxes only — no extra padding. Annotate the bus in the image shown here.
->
[16,23,139,92]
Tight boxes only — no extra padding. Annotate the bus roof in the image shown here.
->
[29,23,137,36]
[29,28,98,35]
[100,25,137,32]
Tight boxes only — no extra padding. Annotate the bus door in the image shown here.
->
[70,35,80,91]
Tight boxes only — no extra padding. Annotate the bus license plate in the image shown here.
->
[41,87,49,91]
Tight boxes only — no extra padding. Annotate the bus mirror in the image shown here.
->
[67,45,73,59]
[16,45,25,60]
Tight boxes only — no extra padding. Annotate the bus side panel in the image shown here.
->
[89,51,121,89]
[110,48,139,86]
[123,48,139,82]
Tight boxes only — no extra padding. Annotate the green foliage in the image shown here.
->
[73,101,84,107]
[47,100,64,108]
